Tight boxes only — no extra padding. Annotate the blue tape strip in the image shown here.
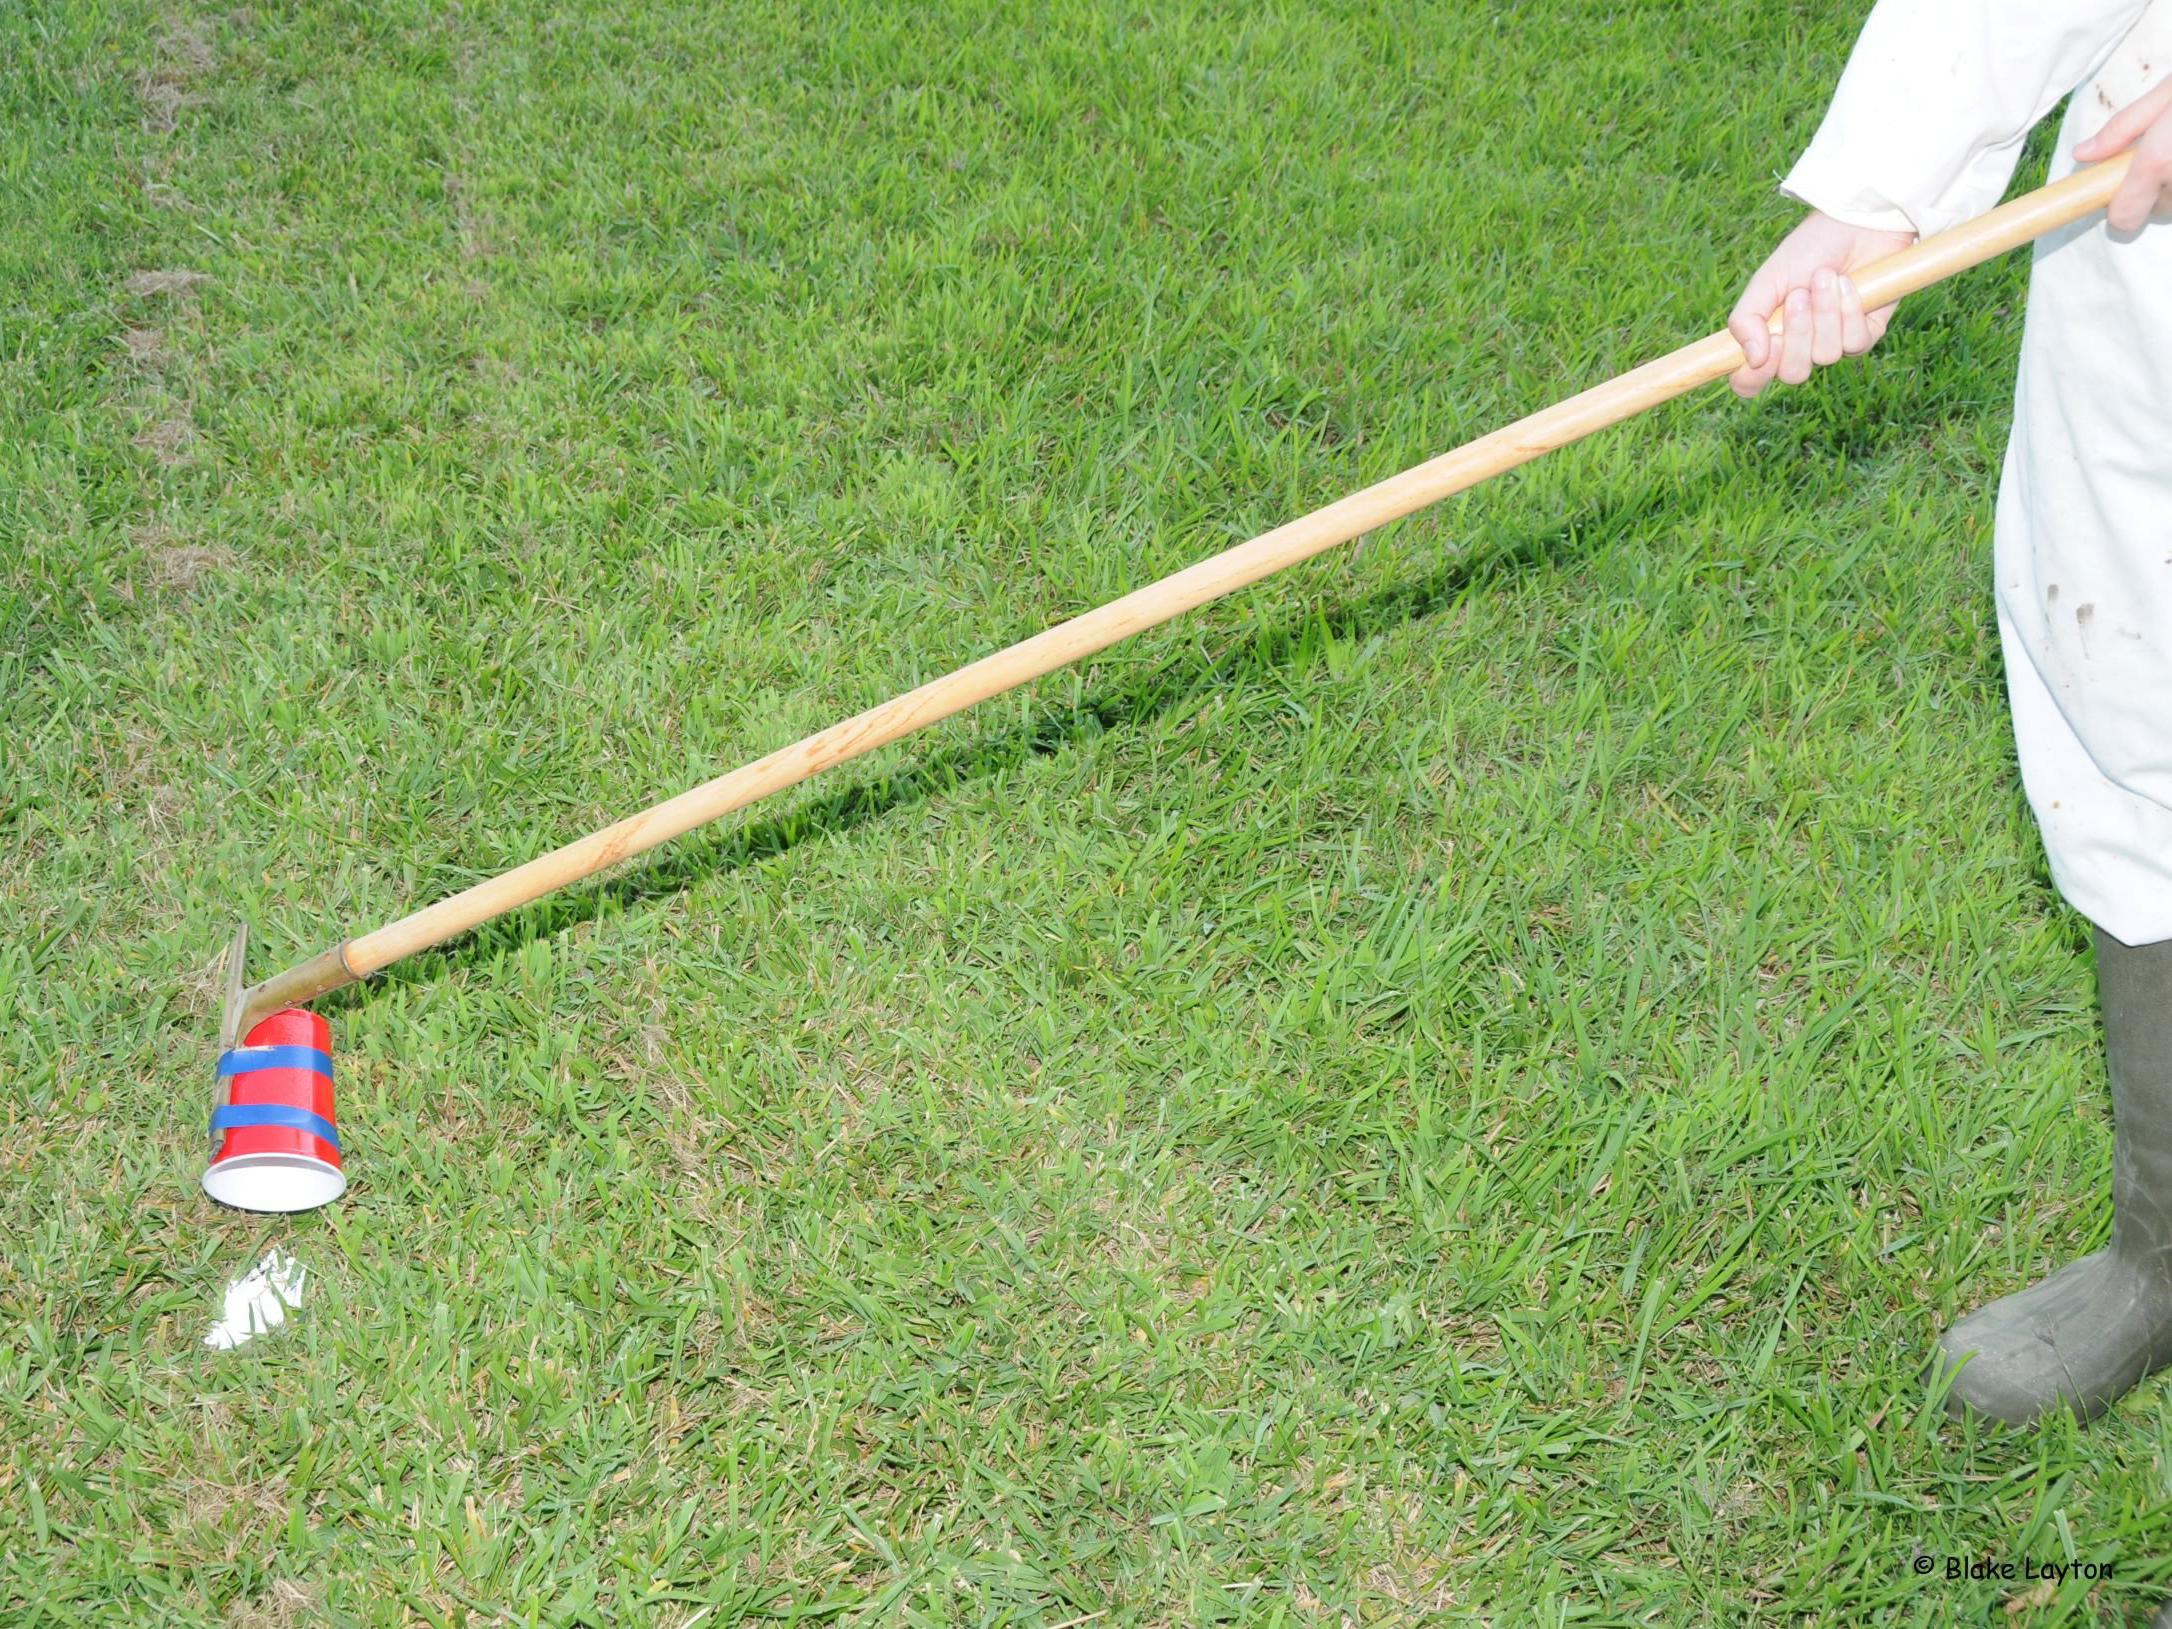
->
[210,1102,340,1149]
[217,1045,333,1079]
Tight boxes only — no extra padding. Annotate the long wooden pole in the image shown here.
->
[234,155,2132,1029]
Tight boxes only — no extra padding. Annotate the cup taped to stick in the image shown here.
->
[204,1007,346,1213]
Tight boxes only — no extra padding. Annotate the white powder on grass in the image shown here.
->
[203,1247,309,1350]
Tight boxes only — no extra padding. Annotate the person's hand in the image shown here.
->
[2074,76,2172,232]
[1726,212,1915,398]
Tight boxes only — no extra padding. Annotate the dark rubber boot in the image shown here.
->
[1936,930,2172,1426]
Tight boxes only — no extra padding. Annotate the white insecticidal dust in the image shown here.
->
[203,1247,309,1350]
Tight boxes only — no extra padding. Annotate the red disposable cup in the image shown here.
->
[203,1008,346,1212]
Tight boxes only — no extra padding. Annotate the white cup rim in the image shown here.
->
[202,1152,347,1214]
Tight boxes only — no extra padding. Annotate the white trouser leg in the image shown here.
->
[1999,600,2172,945]
[1993,28,2172,946]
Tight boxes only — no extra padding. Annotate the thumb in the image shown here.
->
[1727,266,1783,368]
[2077,80,2172,160]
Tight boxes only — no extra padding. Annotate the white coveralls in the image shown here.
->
[1784,0,2172,946]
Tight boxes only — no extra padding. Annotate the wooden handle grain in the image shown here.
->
[241,156,2132,1024]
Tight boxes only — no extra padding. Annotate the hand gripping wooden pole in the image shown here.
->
[225,155,2133,1038]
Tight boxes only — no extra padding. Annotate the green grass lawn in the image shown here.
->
[8,0,2172,1621]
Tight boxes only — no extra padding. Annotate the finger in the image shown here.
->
[1837,274,1872,355]
[1777,288,1813,385]
[1865,302,1897,347]
[2076,80,2172,160]
[1809,268,1844,365]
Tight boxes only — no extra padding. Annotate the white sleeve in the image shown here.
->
[1781,0,2149,236]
